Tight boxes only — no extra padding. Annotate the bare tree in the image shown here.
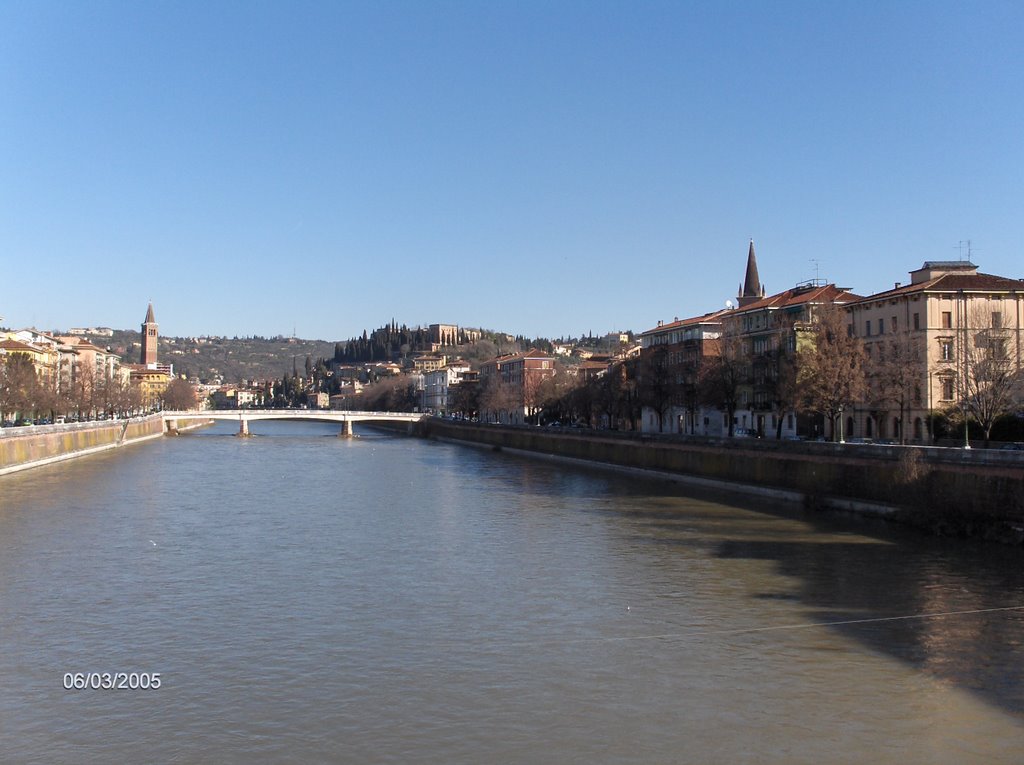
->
[795,304,867,441]
[358,375,419,412]
[698,332,745,437]
[770,349,800,440]
[0,352,39,420]
[534,366,575,424]
[958,307,1022,446]
[638,345,678,432]
[162,378,199,410]
[70,365,99,419]
[866,334,920,444]
[479,375,520,424]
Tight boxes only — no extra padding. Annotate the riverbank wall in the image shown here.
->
[413,420,1024,544]
[0,416,168,476]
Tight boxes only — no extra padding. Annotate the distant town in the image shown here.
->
[2,242,1022,446]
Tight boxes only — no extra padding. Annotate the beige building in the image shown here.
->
[412,354,447,373]
[847,261,1024,442]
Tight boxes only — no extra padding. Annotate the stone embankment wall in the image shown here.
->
[415,420,1024,543]
[0,416,166,476]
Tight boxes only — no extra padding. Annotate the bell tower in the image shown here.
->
[140,302,158,366]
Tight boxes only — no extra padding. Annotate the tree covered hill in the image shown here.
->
[105,330,338,384]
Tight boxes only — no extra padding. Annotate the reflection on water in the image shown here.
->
[1,420,1022,764]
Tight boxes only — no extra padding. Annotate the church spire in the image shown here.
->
[738,240,762,306]
[144,302,156,324]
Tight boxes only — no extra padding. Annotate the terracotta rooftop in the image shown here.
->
[854,272,1024,303]
[732,283,862,313]
[642,309,730,336]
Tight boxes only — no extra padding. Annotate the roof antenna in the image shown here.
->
[954,239,975,262]
[809,258,822,285]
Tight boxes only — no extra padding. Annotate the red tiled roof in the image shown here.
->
[642,309,730,336]
[0,339,42,353]
[733,283,861,313]
[854,272,1024,303]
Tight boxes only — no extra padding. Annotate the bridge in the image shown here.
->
[162,409,427,437]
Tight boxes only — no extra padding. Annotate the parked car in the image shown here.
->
[1000,442,1024,451]
[732,428,757,438]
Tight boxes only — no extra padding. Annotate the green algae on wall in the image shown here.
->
[0,417,165,474]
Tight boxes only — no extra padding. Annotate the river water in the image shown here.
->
[1,420,1023,763]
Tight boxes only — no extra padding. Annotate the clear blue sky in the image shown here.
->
[3,1,1021,341]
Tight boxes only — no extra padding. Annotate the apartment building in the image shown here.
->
[846,261,1024,442]
[478,350,555,424]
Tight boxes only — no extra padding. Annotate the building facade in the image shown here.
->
[638,311,727,435]
[421,360,472,413]
[478,350,556,425]
[846,261,1024,443]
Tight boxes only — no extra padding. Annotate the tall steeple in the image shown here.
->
[738,239,763,307]
[140,302,158,366]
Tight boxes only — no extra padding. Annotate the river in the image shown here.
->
[1,420,1022,763]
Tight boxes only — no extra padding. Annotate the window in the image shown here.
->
[891,316,897,332]
[878,319,884,335]
[913,313,920,330]
[942,311,952,329]
[865,321,872,337]
[940,340,953,361]
[992,312,1003,329]
[941,379,954,400]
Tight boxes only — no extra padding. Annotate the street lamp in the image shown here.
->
[838,404,845,444]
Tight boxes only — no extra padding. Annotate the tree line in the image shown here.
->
[0,353,200,422]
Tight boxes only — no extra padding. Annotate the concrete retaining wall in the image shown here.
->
[0,416,166,475]
[416,420,1024,542]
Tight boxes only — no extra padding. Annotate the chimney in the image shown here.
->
[895,282,901,289]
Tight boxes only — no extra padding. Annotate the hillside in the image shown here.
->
[105,330,339,383]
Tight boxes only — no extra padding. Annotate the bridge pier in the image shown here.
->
[165,418,179,435]
[338,419,354,438]
[238,418,251,437]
